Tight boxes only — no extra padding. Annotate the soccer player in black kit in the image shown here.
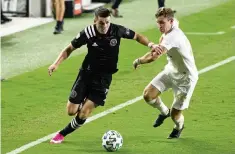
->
[49,7,156,144]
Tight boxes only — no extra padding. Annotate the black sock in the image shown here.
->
[158,0,165,8]
[55,21,63,29]
[59,116,86,137]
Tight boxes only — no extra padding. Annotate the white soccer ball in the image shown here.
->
[102,130,123,152]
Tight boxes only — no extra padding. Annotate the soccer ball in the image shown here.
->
[102,130,123,152]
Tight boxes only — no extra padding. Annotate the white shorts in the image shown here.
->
[150,70,197,110]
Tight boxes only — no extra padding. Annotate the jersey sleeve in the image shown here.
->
[117,25,135,39]
[71,29,88,48]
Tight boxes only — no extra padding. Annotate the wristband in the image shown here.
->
[148,42,154,48]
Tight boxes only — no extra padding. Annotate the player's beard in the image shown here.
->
[97,24,110,34]
[100,29,107,34]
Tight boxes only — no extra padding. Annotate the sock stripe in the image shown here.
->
[71,118,80,129]
[73,118,79,126]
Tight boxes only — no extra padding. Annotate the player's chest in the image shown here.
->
[91,36,120,48]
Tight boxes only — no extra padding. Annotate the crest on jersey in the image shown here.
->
[70,90,77,98]
[110,39,117,46]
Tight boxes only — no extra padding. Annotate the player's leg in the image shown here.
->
[168,80,197,139]
[59,99,96,137]
[167,108,184,139]
[158,0,165,8]
[51,0,56,19]
[58,0,65,31]
[53,0,64,34]
[143,71,171,127]
[50,70,88,143]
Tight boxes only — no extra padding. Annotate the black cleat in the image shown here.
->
[167,125,184,139]
[153,109,170,128]
[53,27,62,35]
[53,21,63,34]
[111,9,123,18]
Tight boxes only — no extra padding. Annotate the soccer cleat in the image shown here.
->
[50,133,64,144]
[53,27,62,35]
[167,125,184,139]
[111,9,123,18]
[153,109,170,128]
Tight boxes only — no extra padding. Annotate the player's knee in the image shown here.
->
[143,89,153,102]
[78,109,89,119]
[66,103,78,116]
[67,109,77,116]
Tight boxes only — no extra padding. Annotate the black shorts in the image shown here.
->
[69,70,112,106]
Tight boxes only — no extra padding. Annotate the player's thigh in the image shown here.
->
[145,70,171,98]
[68,71,88,107]
[172,79,197,110]
[88,74,112,106]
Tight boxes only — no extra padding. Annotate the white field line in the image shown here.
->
[231,25,235,29]
[185,31,225,35]
[6,56,235,154]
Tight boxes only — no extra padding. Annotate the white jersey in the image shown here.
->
[160,24,198,82]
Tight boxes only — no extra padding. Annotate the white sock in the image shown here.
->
[147,97,169,115]
[174,114,184,130]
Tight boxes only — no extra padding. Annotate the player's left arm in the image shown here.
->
[133,33,155,49]
[118,25,155,49]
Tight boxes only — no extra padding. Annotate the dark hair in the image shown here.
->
[155,7,176,19]
[94,7,111,18]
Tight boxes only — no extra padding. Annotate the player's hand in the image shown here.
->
[133,58,141,69]
[151,44,164,56]
[48,64,58,76]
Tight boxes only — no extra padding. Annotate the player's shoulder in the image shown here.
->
[167,28,184,40]
[110,23,123,29]
[82,24,96,39]
[171,28,183,35]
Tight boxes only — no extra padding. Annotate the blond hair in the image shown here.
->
[155,7,176,19]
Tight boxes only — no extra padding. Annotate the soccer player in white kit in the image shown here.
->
[133,7,198,139]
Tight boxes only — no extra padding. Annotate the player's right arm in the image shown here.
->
[48,44,76,76]
[48,29,88,76]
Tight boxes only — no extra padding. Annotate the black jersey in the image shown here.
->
[71,23,135,74]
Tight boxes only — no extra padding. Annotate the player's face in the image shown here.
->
[95,16,111,34]
[156,16,173,34]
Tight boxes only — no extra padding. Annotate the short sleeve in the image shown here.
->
[117,25,135,39]
[71,30,88,48]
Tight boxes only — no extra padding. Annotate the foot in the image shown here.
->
[53,27,62,34]
[50,133,64,144]
[167,125,184,139]
[153,109,170,128]
[111,9,123,18]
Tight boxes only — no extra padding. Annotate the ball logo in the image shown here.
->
[110,39,117,46]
